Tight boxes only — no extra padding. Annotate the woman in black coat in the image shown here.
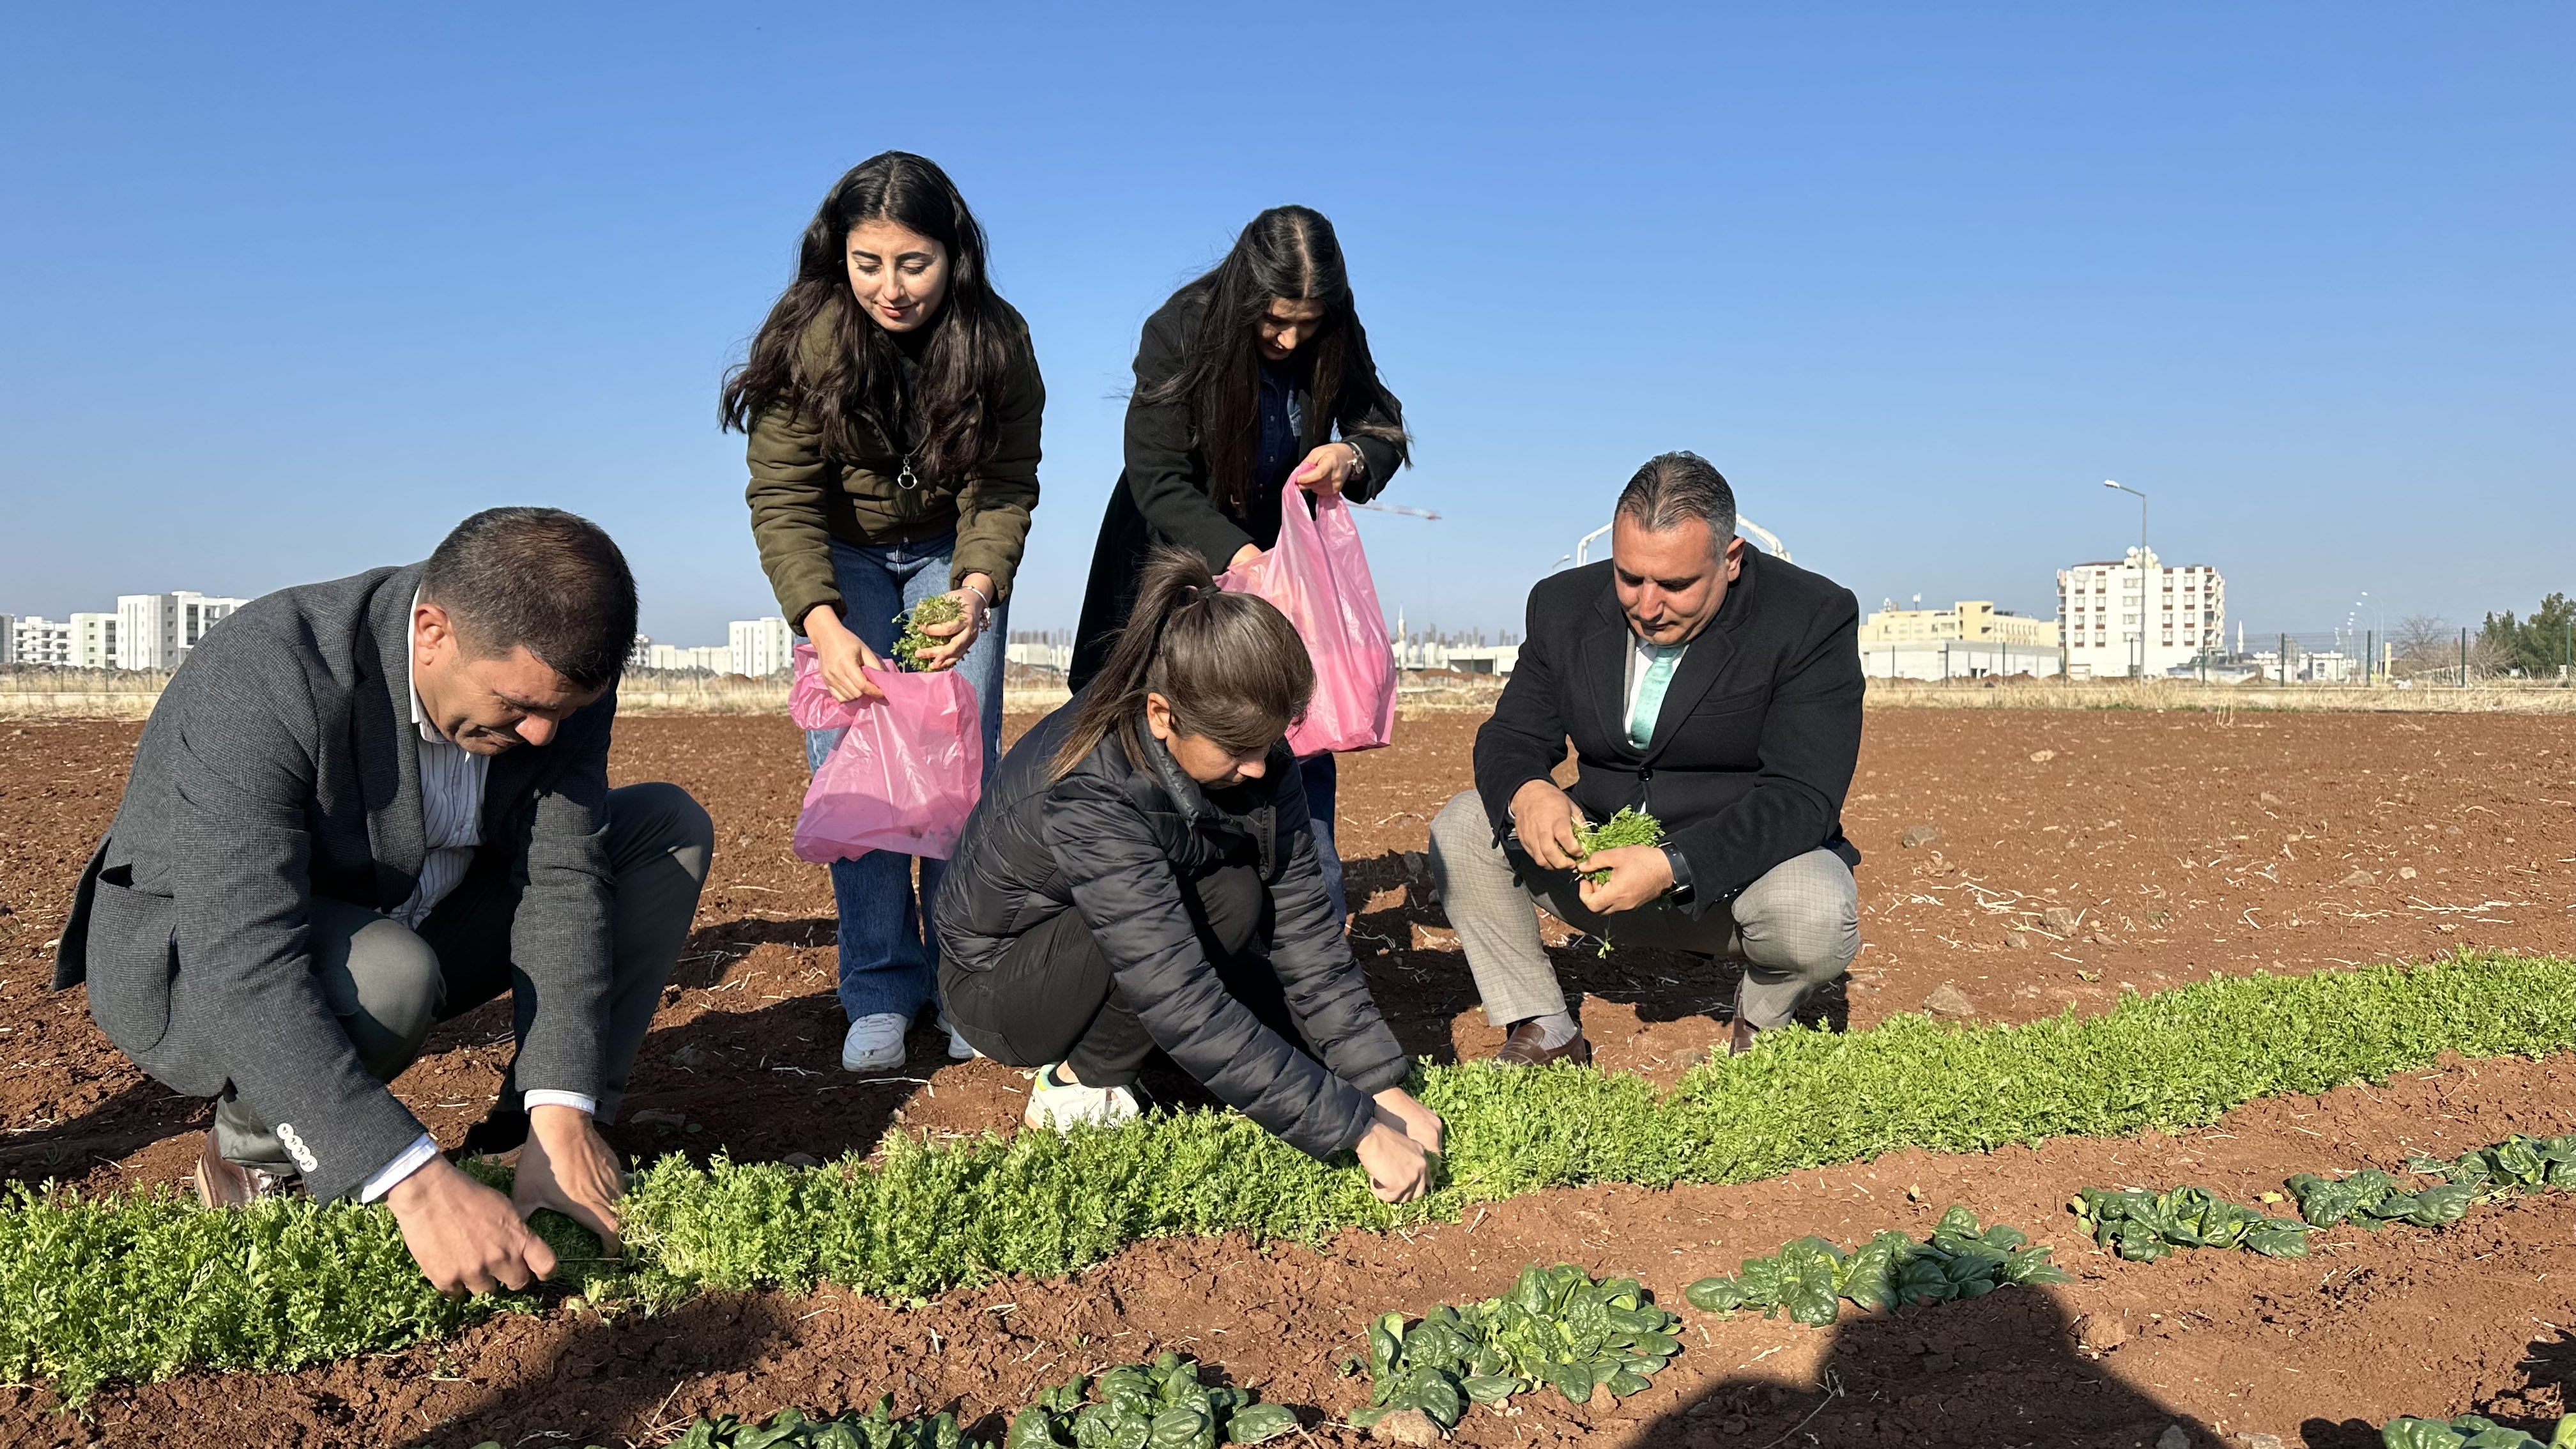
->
[939,548,1441,1202]
[1071,206,1409,924]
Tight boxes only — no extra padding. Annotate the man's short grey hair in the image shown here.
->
[1614,452,1736,542]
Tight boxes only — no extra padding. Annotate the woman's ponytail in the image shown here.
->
[1052,548,1314,779]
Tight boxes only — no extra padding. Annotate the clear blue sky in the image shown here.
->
[3,4,2567,647]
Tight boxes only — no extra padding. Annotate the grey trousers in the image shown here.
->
[215,781,714,1174]
[1425,790,1859,1031]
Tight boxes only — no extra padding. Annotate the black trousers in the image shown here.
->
[941,864,1311,1087]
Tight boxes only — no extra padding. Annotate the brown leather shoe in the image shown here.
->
[192,1128,294,1208]
[1494,1021,1593,1067]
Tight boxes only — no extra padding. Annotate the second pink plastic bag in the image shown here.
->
[1218,480,1398,755]
[787,642,985,863]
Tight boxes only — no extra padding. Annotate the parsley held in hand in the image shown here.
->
[892,593,966,671]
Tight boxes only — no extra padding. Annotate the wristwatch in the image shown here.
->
[1661,845,1696,905]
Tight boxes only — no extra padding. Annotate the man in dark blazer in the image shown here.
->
[1428,453,1863,1065]
[54,507,714,1295]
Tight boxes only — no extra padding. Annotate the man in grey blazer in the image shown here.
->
[54,507,714,1295]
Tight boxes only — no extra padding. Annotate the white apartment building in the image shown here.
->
[2057,548,2224,679]
[728,616,795,678]
[647,643,734,673]
[11,616,73,667]
[117,591,246,671]
[69,612,119,670]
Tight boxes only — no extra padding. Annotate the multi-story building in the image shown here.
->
[68,612,119,670]
[646,643,734,673]
[2057,549,2223,679]
[116,591,246,671]
[627,634,654,673]
[1856,599,2064,680]
[728,616,795,679]
[11,615,75,667]
[0,613,13,664]
[1859,600,2061,648]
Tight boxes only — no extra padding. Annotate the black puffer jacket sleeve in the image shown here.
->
[1039,772,1384,1160]
[1257,771,1409,1096]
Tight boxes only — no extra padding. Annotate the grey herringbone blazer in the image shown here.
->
[54,564,620,1200]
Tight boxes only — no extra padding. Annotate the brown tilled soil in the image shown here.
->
[1,707,2573,1446]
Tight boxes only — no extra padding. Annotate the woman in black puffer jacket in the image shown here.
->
[935,548,1441,1202]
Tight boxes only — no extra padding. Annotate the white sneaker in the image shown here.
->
[840,1013,910,1073]
[1023,1064,1140,1130]
[940,1015,981,1061]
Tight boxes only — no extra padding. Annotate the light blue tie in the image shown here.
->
[1627,646,1678,750]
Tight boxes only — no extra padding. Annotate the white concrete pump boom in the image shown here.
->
[1572,516,1791,566]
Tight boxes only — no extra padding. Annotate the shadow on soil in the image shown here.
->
[1342,849,1847,1068]
[2301,1329,2576,1446]
[1636,1288,2222,1448]
[0,1078,207,1188]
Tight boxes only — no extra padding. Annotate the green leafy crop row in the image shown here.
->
[8,953,2576,1400]
[2071,1186,2315,1262]
[2075,1126,2576,1266]
[654,1399,962,1449]
[1683,1206,2068,1325]
[1006,1351,1296,1447]
[1350,1264,1684,1430]
[2381,1413,2576,1448]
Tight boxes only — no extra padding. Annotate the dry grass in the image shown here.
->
[1866,675,2576,714]
[18,663,2562,723]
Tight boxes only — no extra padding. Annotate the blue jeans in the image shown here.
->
[1301,753,1347,923]
[802,532,1006,1024]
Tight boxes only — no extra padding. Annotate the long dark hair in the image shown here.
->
[1051,547,1315,781]
[1137,205,1410,514]
[720,151,1019,485]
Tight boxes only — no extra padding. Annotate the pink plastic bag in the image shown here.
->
[788,643,985,863]
[1218,480,1399,755]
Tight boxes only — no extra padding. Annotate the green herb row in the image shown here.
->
[1682,1206,2069,1325]
[8,953,2576,1400]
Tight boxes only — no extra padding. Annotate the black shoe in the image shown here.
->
[459,1107,530,1157]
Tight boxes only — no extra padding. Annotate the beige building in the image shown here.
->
[1859,600,2061,648]
[1857,599,2064,680]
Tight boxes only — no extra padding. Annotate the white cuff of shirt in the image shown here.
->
[523,1089,598,1118]
[356,1133,441,1204]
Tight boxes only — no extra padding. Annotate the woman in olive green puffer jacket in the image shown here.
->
[721,150,1043,1073]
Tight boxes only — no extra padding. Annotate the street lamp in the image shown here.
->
[2102,480,2146,558]
[2102,480,2149,678]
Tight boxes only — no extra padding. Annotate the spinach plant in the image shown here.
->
[2379,1412,2576,1448]
[1005,1351,1298,1448]
[1352,1264,1685,1430]
[1683,1206,2069,1326]
[2070,1186,2312,1262]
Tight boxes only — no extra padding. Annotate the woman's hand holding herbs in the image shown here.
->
[910,573,992,671]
